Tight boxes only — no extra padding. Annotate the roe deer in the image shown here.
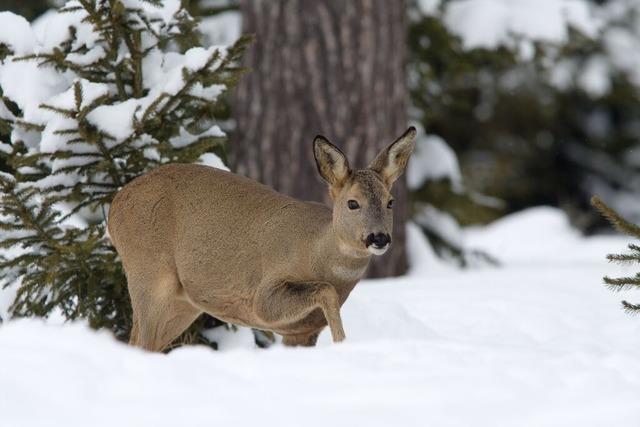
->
[108,127,416,351]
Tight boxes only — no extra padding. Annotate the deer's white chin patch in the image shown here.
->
[367,245,389,256]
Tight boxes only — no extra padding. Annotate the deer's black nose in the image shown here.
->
[366,233,391,248]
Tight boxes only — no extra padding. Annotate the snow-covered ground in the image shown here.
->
[1,207,640,427]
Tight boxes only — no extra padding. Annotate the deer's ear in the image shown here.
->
[368,127,417,188]
[313,136,350,186]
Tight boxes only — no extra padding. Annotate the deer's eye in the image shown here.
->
[387,199,394,209]
[347,200,360,210]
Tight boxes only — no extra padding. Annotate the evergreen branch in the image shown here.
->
[100,0,129,100]
[135,12,161,40]
[123,30,144,97]
[591,196,640,238]
[77,93,112,121]
[603,275,640,291]
[76,0,105,27]
[607,253,640,263]
[0,176,62,251]
[59,5,84,13]
[140,93,169,124]
[76,125,123,189]
[621,301,640,314]
[14,120,45,132]
[74,81,83,110]
[39,104,76,118]
[132,31,145,97]
[0,93,19,118]
[24,52,114,84]
[43,149,102,159]
[53,128,81,136]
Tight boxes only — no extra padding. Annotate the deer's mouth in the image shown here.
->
[366,243,390,255]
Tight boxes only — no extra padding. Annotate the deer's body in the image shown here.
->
[109,128,415,351]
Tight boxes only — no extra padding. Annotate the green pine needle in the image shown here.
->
[603,275,640,291]
[621,301,640,314]
[607,253,640,263]
[591,196,640,238]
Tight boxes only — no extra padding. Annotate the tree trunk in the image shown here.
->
[231,0,409,277]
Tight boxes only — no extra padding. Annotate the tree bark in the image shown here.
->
[231,0,409,277]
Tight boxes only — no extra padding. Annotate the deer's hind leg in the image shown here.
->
[127,268,202,352]
[255,281,346,346]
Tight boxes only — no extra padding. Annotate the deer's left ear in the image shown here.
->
[368,127,417,187]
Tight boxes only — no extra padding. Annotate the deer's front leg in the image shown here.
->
[254,281,346,345]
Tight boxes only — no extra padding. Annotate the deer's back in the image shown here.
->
[109,164,330,314]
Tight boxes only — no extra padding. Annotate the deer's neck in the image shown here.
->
[313,222,371,287]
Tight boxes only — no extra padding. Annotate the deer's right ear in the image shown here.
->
[313,136,350,186]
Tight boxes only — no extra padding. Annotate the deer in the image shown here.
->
[107,127,416,351]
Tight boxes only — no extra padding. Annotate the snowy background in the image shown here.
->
[1,0,640,426]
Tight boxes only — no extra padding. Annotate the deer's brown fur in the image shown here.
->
[108,128,416,351]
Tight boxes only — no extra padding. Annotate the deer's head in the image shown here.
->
[313,127,416,256]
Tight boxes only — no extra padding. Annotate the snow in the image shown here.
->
[445,0,599,46]
[39,116,78,154]
[170,125,225,148]
[30,9,57,42]
[141,49,165,90]
[122,0,182,25]
[414,203,465,248]
[428,0,640,97]
[416,0,442,15]
[66,46,107,66]
[188,82,225,99]
[198,152,230,171]
[162,46,222,95]
[1,0,235,151]
[198,11,242,47]
[41,79,110,116]
[32,3,96,52]
[0,277,19,322]
[441,0,600,59]
[87,99,140,141]
[549,58,575,91]
[0,0,236,168]
[0,12,37,55]
[184,47,218,70]
[407,134,462,190]
[87,47,227,141]
[603,25,640,88]
[0,170,15,182]
[550,1,640,97]
[80,49,227,143]
[0,60,68,119]
[578,56,611,97]
[1,207,640,426]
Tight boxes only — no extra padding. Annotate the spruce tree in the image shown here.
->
[591,196,640,313]
[0,0,250,343]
